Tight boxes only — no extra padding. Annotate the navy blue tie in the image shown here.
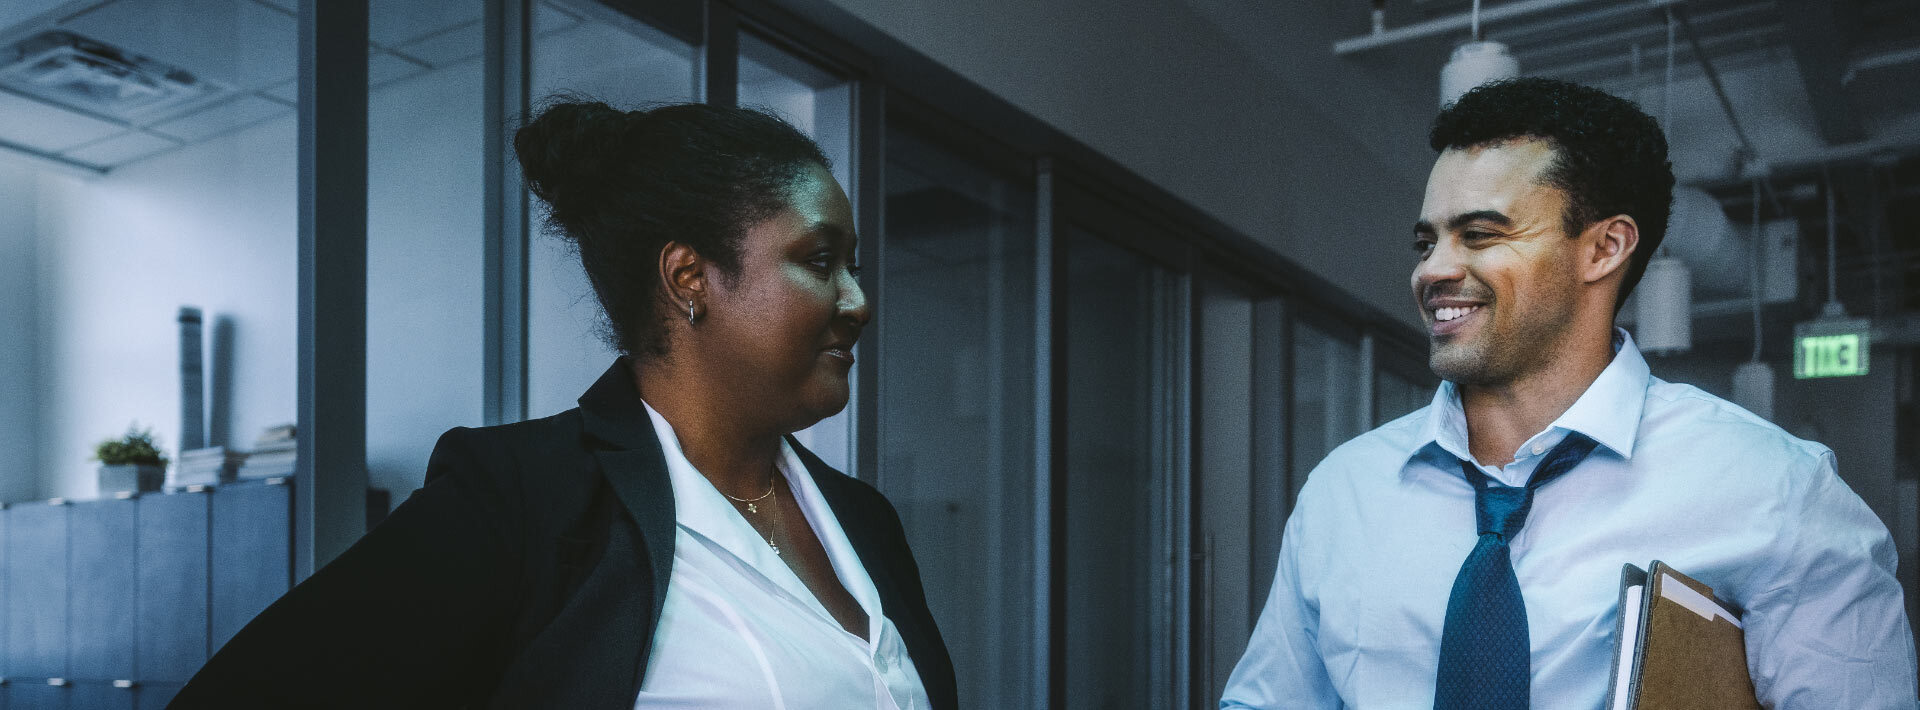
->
[1433,432,1599,710]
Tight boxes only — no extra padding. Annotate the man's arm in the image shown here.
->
[1220,514,1342,709]
[1745,451,1919,709]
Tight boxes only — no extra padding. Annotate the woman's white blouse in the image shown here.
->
[633,402,931,710]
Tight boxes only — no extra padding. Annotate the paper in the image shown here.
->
[1611,584,1644,710]
[1661,573,1742,628]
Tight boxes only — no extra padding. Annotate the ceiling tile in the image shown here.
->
[0,0,77,29]
[371,0,479,47]
[149,92,288,142]
[0,90,126,152]
[57,0,296,92]
[62,130,179,166]
[398,20,480,68]
[369,49,427,87]
[261,80,295,104]
[534,3,581,36]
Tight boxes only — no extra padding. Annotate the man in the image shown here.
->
[1220,78,1916,709]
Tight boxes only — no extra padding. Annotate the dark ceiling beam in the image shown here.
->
[1774,0,1867,144]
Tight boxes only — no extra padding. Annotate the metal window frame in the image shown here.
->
[295,0,369,577]
[483,0,532,427]
[1034,156,1059,710]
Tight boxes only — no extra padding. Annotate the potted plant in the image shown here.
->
[94,424,168,494]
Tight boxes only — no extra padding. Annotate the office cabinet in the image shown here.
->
[68,683,134,710]
[0,507,8,679]
[6,682,68,710]
[134,492,208,683]
[133,682,179,710]
[210,482,291,651]
[68,500,137,680]
[5,504,69,679]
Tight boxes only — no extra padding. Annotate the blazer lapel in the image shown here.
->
[577,359,677,639]
[490,359,677,709]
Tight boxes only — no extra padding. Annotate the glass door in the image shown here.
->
[736,30,859,471]
[1193,272,1279,706]
[523,0,699,419]
[872,117,1039,708]
[1059,210,1191,710]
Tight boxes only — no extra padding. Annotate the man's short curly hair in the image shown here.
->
[1430,77,1675,310]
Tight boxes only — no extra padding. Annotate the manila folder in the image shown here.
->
[1610,561,1761,710]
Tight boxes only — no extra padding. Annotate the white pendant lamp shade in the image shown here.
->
[1635,256,1692,354]
[1440,41,1519,108]
[1732,361,1775,420]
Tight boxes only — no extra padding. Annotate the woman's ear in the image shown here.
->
[1583,214,1639,285]
[659,241,707,319]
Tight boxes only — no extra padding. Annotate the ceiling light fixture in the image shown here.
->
[1438,0,1518,108]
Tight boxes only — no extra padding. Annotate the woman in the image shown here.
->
[171,100,956,709]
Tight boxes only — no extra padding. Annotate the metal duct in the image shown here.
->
[1661,186,1750,297]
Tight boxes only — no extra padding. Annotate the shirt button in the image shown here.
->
[1530,443,1546,456]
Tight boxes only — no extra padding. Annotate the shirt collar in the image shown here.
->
[1414,327,1649,465]
[640,401,885,634]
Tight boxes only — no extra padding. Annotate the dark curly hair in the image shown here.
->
[514,98,830,356]
[1430,78,1675,310]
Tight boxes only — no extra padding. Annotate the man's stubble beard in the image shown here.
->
[1428,293,1578,388]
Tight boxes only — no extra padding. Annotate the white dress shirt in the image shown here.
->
[633,402,931,709]
[1222,330,1918,709]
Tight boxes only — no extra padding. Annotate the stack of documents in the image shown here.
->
[1606,561,1760,710]
[171,446,246,486]
[238,424,297,479]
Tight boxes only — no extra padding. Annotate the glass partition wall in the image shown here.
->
[0,1,305,705]
[523,1,699,420]
[0,0,1435,707]
[736,29,859,471]
[1058,204,1193,710]
[873,117,1040,709]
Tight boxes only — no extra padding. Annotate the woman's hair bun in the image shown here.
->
[510,95,831,357]
[514,98,629,228]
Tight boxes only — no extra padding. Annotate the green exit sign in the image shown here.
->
[1794,317,1872,379]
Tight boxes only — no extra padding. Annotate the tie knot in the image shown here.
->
[1477,484,1532,539]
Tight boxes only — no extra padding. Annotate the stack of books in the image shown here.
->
[238,424,298,479]
[172,446,246,487]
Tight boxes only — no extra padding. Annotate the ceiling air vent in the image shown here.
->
[0,30,219,121]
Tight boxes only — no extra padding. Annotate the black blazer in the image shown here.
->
[171,360,956,709]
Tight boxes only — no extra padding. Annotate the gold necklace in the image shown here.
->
[721,477,776,514]
[722,471,781,556]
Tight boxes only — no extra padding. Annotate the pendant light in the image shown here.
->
[1634,10,1693,355]
[1731,178,1774,418]
[1439,0,1519,108]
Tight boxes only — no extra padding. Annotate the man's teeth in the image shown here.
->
[1435,305,1480,322]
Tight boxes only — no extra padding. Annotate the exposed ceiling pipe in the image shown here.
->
[1672,4,1756,159]
[1821,167,1845,317]
[1333,0,1682,56]
[1749,178,1764,362]
[1842,43,1920,84]
[1731,129,1920,181]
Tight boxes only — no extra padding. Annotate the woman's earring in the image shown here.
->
[687,298,696,325]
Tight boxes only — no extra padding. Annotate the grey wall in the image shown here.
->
[820,0,1439,328]
[0,160,41,502]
